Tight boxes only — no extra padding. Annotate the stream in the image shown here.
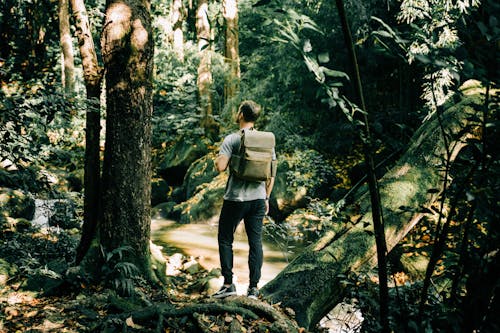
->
[151,218,363,332]
[150,218,292,289]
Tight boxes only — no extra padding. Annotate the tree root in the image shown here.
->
[223,296,302,332]
[112,296,301,332]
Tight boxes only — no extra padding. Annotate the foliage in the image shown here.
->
[282,149,339,200]
[0,86,88,195]
[99,245,141,297]
[0,0,60,83]
[0,0,498,331]
[375,0,486,118]
[238,5,359,156]
[151,41,227,152]
[0,218,79,292]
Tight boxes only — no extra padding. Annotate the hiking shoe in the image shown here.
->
[212,284,237,299]
[247,287,259,299]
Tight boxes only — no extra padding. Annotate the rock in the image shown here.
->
[158,136,211,186]
[183,153,218,198]
[151,178,170,206]
[183,259,201,274]
[152,201,176,220]
[206,277,224,295]
[166,253,184,276]
[0,187,35,220]
[272,150,339,219]
[174,173,226,224]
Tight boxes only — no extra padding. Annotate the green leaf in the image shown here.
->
[318,52,330,63]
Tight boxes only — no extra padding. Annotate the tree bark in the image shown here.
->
[196,0,218,139]
[100,0,154,275]
[223,0,240,111]
[59,0,75,93]
[171,0,184,61]
[69,0,103,264]
[261,81,488,330]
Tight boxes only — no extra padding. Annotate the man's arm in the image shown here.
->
[215,154,230,173]
[265,177,275,214]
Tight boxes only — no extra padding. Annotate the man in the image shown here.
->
[212,100,276,299]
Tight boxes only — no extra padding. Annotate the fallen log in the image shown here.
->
[261,80,492,330]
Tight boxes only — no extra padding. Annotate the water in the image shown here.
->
[32,199,58,227]
[150,218,290,288]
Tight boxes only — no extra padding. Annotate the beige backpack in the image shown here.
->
[229,129,277,181]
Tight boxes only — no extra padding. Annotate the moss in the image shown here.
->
[183,153,218,198]
[0,188,35,220]
[176,173,226,224]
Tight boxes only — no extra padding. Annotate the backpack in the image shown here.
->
[229,129,277,181]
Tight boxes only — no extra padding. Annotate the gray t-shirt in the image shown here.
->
[219,129,276,202]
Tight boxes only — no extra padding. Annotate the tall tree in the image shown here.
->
[100,0,154,275]
[59,0,75,93]
[69,0,103,264]
[335,0,389,331]
[223,0,240,110]
[196,0,218,138]
[171,0,184,61]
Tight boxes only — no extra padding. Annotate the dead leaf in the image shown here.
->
[125,316,143,329]
[4,306,19,318]
[24,310,38,318]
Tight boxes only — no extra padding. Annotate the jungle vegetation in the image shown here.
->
[0,0,498,332]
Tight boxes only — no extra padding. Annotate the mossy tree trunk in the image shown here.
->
[70,0,103,264]
[196,0,218,139]
[59,0,75,93]
[100,0,154,276]
[171,0,184,61]
[223,0,240,112]
[261,82,486,330]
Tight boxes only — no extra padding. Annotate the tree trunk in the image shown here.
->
[261,81,487,330]
[334,0,389,330]
[196,0,218,139]
[59,0,75,93]
[223,0,240,111]
[100,0,154,275]
[172,0,184,61]
[69,0,103,264]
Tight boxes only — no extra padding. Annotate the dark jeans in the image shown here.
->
[217,199,266,288]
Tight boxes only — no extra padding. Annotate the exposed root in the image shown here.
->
[105,296,302,332]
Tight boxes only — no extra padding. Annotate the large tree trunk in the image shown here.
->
[261,81,487,330]
[223,0,240,110]
[100,0,154,275]
[59,0,75,93]
[69,0,103,264]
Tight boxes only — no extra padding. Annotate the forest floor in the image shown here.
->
[0,224,305,333]
[0,259,299,332]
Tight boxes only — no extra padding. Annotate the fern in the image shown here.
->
[99,245,140,297]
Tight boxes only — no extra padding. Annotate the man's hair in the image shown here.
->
[238,100,261,122]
